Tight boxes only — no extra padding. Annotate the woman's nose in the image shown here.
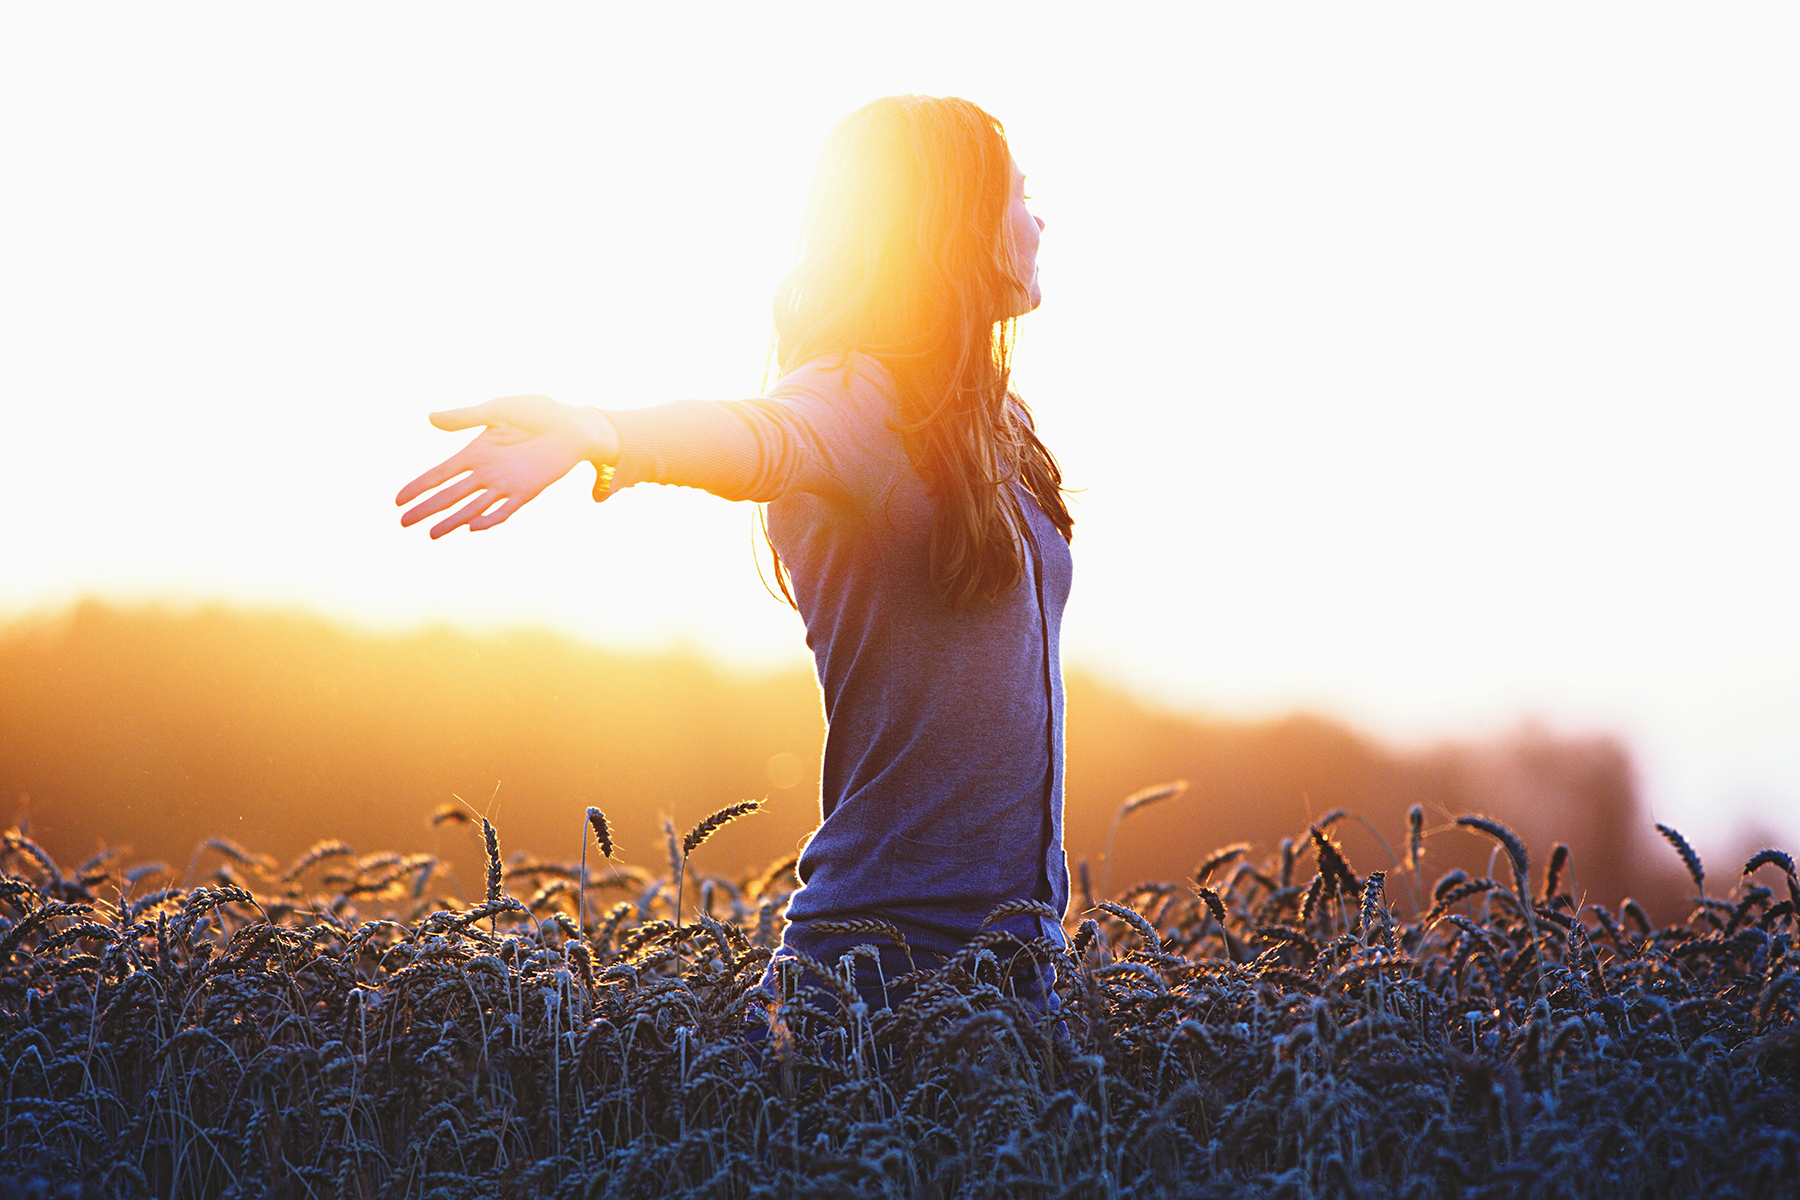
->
[1035,215,1045,231]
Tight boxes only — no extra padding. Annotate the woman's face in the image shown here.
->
[1003,159,1045,317]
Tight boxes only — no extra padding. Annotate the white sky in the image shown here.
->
[3,5,1797,855]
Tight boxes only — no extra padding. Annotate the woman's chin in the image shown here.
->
[1001,284,1043,320]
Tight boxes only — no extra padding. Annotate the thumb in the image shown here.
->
[430,404,493,432]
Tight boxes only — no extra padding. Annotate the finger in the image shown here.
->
[429,403,496,432]
[396,449,473,507]
[430,489,504,539]
[468,494,528,532]
[400,473,483,527]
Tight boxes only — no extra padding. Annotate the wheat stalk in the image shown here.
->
[683,800,764,856]
[980,898,1062,928]
[675,800,763,928]
[1100,780,1187,900]
[1096,900,1161,956]
[1455,815,1528,892]
[279,840,355,885]
[1543,843,1571,905]
[1744,848,1800,910]
[812,917,916,972]
[1655,823,1705,900]
[1194,843,1251,887]
[587,807,614,859]
[579,807,613,943]
[480,820,503,905]
[1406,805,1426,913]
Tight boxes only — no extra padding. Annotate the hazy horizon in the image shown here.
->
[4,599,1711,927]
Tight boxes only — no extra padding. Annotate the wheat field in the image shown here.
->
[1,797,1796,1199]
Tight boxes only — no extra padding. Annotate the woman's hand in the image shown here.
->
[396,395,620,538]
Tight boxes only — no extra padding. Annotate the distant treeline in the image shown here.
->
[1,601,1692,919]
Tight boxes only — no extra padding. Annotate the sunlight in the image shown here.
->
[3,4,1797,852]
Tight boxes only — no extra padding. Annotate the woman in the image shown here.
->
[397,95,1072,1009]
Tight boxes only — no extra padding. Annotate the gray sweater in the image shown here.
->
[601,355,1071,953]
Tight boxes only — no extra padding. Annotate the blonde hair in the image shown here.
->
[770,95,1072,610]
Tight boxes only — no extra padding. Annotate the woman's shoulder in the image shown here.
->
[772,352,898,413]
[758,353,907,494]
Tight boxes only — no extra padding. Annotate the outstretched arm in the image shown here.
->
[396,395,620,538]
[398,360,887,537]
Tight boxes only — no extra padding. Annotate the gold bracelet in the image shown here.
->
[592,462,617,502]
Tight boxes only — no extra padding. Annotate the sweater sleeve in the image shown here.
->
[596,357,896,506]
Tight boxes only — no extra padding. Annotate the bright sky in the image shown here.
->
[4,6,1797,854]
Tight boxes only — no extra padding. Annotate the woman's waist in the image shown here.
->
[813,763,1054,849]
[788,807,1067,930]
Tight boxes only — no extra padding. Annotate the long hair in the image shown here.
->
[768,95,1073,610]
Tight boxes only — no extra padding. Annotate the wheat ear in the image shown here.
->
[1655,823,1704,899]
[1101,780,1188,900]
[677,799,764,926]
[580,807,611,943]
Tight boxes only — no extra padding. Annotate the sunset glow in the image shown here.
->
[4,5,1797,855]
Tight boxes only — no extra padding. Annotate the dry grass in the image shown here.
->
[0,806,1796,1199]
